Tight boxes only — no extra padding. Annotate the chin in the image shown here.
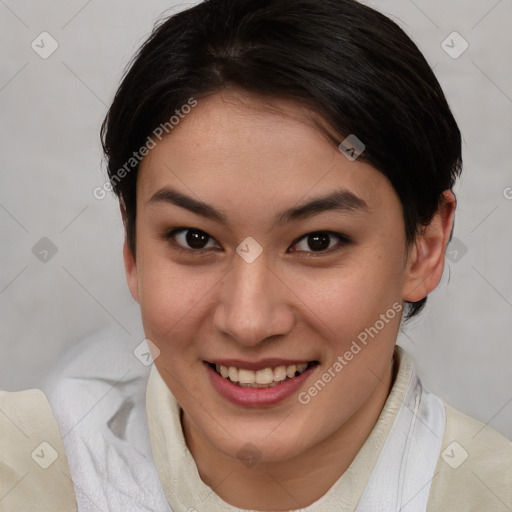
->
[207,421,311,466]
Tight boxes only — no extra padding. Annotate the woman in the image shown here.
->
[1,0,511,510]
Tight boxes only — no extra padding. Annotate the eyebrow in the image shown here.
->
[146,186,369,226]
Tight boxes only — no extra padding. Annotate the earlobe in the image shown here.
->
[402,190,456,303]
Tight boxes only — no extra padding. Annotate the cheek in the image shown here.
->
[282,250,404,338]
[135,249,210,345]
[276,260,403,397]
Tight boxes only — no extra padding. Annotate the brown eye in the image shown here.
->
[166,228,220,251]
[306,233,331,251]
[291,231,350,254]
[184,229,210,249]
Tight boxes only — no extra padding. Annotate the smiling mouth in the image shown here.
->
[206,361,319,388]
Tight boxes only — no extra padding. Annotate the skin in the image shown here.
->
[123,89,456,510]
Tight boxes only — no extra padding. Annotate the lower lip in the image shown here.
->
[204,362,317,407]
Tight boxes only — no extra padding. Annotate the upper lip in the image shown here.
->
[205,358,317,371]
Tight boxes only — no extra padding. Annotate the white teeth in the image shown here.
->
[239,368,255,384]
[273,365,287,382]
[213,361,312,387]
[286,364,297,378]
[228,366,239,383]
[255,368,274,385]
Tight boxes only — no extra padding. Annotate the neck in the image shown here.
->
[182,354,397,511]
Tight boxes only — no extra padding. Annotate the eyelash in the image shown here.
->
[163,227,351,258]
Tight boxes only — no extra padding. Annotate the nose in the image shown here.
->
[212,252,296,348]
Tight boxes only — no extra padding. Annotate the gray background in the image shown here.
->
[1,0,511,439]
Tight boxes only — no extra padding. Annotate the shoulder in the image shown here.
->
[0,388,77,512]
[427,400,512,511]
[38,328,172,511]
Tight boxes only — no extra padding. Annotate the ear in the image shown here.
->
[120,202,139,304]
[402,190,456,303]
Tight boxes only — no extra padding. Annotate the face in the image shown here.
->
[124,90,435,464]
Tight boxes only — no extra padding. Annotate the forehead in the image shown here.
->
[137,90,396,213]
